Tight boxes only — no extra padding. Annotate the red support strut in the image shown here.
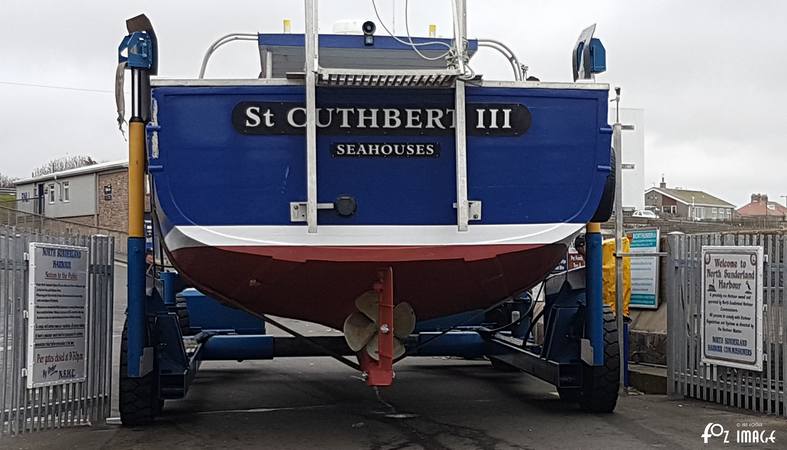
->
[362,267,394,386]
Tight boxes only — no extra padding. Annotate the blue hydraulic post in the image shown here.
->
[585,222,604,366]
[160,271,179,306]
[119,21,157,377]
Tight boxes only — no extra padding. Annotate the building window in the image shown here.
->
[48,183,55,204]
[62,181,70,202]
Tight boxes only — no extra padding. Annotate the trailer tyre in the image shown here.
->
[175,295,191,336]
[119,319,160,426]
[579,306,619,413]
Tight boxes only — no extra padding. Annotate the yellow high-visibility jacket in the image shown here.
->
[602,237,630,316]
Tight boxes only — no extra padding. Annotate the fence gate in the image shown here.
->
[0,225,114,436]
[666,232,785,415]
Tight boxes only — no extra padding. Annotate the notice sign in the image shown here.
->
[701,246,763,370]
[629,229,660,309]
[27,243,89,388]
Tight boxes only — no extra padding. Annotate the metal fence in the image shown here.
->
[0,225,115,436]
[666,232,785,415]
[0,204,127,260]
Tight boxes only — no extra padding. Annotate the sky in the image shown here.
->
[1,0,785,207]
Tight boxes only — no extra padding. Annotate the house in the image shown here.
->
[14,160,130,230]
[644,177,735,221]
[737,194,787,220]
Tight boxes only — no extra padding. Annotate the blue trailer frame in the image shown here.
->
[136,246,611,403]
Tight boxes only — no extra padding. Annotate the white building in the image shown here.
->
[14,160,129,229]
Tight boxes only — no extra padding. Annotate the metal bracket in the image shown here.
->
[139,346,154,377]
[453,200,482,221]
[290,202,335,222]
[118,31,154,70]
[580,338,594,365]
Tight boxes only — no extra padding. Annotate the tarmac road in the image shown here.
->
[11,357,787,449]
[8,264,787,449]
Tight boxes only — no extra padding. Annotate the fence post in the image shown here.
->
[665,233,680,399]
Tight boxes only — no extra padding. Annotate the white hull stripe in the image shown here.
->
[164,224,584,251]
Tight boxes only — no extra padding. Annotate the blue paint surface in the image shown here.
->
[180,288,266,334]
[150,85,610,227]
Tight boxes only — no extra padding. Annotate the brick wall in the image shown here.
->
[62,215,97,226]
[98,170,129,231]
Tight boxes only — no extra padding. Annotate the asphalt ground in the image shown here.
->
[7,263,787,449]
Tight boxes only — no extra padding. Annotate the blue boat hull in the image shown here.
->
[148,82,612,327]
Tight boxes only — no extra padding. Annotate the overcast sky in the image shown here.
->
[1,1,785,206]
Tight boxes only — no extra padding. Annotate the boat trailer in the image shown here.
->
[116,7,619,426]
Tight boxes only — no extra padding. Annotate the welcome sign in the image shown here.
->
[701,246,763,370]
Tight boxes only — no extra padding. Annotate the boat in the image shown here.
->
[146,8,613,352]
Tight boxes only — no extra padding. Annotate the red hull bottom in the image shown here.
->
[170,244,566,329]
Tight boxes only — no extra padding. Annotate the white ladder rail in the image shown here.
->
[454,79,469,231]
[302,0,470,233]
[453,0,469,231]
[305,0,319,233]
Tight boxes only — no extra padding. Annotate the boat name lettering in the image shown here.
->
[232,103,530,136]
[331,143,440,158]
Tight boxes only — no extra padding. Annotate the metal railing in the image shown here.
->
[0,205,127,260]
[666,232,785,415]
[0,225,115,436]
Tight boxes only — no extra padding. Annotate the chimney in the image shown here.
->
[659,175,666,189]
